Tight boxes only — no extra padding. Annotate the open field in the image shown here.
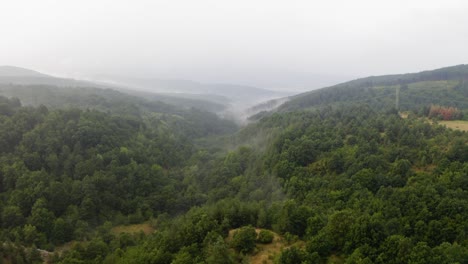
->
[438,120,468,132]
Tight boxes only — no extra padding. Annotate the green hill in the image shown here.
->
[277,64,468,114]
[0,66,230,114]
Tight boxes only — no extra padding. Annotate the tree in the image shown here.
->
[279,246,307,264]
[231,226,257,254]
[28,199,55,237]
[51,218,73,244]
[326,210,355,251]
[257,230,274,244]
[2,205,25,228]
[376,235,413,264]
[22,224,46,247]
[205,235,234,264]
[408,242,436,264]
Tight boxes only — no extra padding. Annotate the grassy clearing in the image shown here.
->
[416,116,468,132]
[399,112,410,119]
[438,120,468,132]
[111,222,155,235]
[226,228,304,264]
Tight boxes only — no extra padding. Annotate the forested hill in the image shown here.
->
[0,66,467,263]
[0,84,237,139]
[0,83,226,115]
[276,64,468,114]
[0,66,228,114]
[0,66,292,118]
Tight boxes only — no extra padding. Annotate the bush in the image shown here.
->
[279,246,307,264]
[231,226,257,254]
[257,230,274,244]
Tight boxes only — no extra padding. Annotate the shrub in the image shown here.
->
[231,226,257,254]
[257,230,274,244]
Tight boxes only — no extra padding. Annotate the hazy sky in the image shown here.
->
[1,0,468,90]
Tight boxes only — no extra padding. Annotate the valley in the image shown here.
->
[0,65,466,264]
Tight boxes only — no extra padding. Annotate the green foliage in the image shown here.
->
[231,226,257,254]
[2,206,25,228]
[257,230,274,244]
[0,84,238,138]
[278,246,308,264]
[277,65,468,114]
[0,83,467,264]
[204,235,234,264]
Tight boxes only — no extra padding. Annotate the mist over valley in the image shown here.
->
[1,1,467,263]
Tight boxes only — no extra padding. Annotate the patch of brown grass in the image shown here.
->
[438,120,468,132]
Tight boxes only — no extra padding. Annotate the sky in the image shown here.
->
[1,0,468,90]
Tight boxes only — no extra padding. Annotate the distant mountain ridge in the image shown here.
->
[0,65,50,77]
[90,76,293,105]
[0,65,99,87]
[0,66,295,121]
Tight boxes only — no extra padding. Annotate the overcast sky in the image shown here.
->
[1,0,468,90]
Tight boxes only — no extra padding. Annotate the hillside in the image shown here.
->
[95,76,294,121]
[276,64,468,115]
[0,83,228,115]
[0,67,229,114]
[0,65,467,264]
[0,66,295,120]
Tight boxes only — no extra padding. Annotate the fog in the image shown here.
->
[1,0,468,91]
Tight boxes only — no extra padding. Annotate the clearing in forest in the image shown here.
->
[226,228,304,264]
[438,120,468,132]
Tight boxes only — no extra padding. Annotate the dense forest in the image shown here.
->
[0,65,467,264]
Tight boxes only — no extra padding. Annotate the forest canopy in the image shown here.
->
[0,65,467,263]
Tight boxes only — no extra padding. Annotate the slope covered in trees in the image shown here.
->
[58,106,465,264]
[0,94,238,263]
[275,64,468,117]
[0,84,237,139]
[0,83,228,115]
[0,66,290,117]
[0,65,467,263]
